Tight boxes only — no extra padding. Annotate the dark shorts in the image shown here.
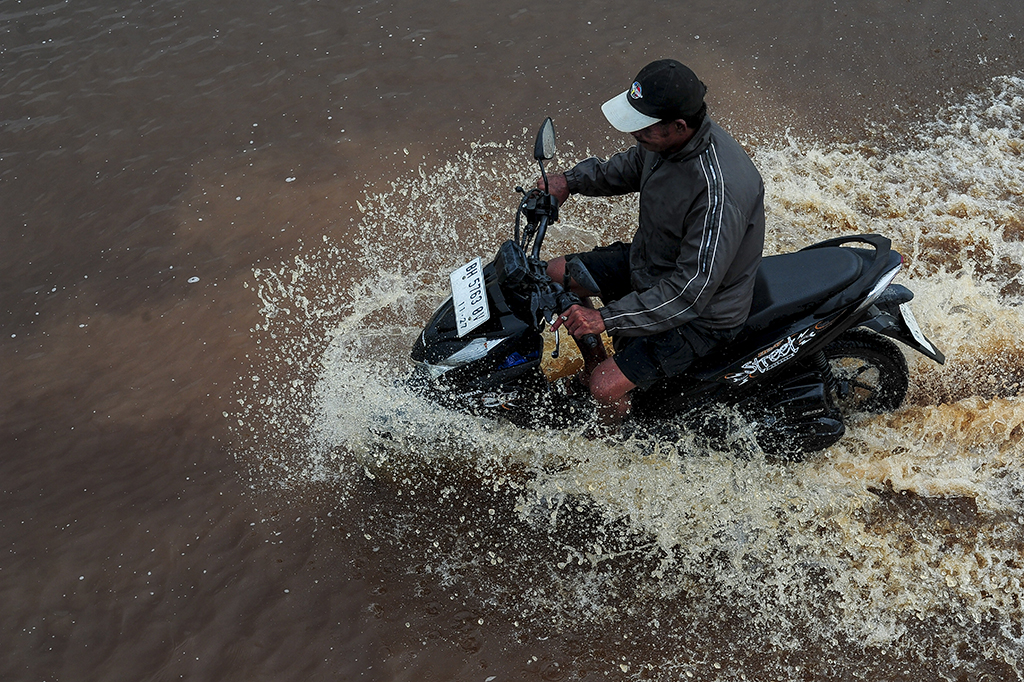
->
[570,241,635,303]
[571,242,740,390]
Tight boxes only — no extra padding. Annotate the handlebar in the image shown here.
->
[515,187,559,257]
[555,291,601,350]
[512,186,600,351]
[532,215,549,260]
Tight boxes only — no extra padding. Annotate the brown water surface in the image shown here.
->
[4,1,1024,680]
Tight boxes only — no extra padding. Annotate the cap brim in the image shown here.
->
[601,91,661,133]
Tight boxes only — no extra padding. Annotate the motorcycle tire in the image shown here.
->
[823,328,909,414]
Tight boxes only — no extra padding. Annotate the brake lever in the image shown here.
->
[545,313,561,358]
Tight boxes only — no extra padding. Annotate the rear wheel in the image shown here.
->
[822,329,909,414]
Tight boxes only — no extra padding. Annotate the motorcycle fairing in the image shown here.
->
[411,264,543,389]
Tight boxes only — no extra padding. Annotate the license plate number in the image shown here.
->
[450,257,490,337]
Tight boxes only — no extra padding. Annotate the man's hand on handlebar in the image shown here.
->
[551,304,605,337]
[536,173,570,204]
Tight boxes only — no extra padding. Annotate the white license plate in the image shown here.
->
[450,257,490,337]
[899,302,935,354]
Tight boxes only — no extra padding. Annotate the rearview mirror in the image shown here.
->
[534,118,556,161]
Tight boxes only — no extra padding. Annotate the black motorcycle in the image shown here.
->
[409,119,945,458]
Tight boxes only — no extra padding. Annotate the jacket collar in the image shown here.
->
[661,117,714,162]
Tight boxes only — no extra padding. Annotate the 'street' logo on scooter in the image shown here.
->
[630,82,643,99]
[723,323,828,385]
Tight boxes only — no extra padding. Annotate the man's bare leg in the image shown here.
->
[588,357,635,426]
[547,256,596,299]
[548,256,633,425]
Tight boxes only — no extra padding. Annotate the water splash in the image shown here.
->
[239,78,1024,678]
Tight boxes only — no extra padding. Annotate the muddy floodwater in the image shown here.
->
[3,1,1024,680]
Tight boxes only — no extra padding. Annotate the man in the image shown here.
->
[544,59,765,425]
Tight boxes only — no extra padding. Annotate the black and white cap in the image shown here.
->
[601,59,707,133]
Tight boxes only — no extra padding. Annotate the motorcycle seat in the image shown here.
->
[744,247,866,331]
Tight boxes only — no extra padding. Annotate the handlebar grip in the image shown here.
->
[578,333,600,350]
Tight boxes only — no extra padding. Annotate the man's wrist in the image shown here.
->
[562,169,580,195]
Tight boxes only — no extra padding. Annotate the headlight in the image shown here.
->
[418,336,510,378]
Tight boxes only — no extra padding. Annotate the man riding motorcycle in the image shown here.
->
[542,59,766,426]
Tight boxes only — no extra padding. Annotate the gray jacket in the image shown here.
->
[564,118,765,337]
